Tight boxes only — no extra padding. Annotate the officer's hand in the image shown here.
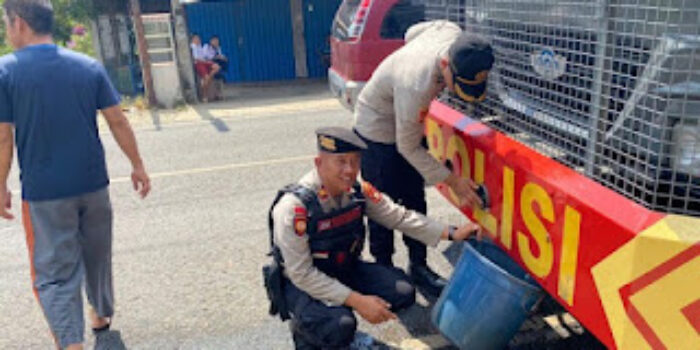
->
[0,187,13,220]
[451,221,483,241]
[346,292,396,324]
[444,174,482,208]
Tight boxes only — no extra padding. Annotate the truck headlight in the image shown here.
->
[671,123,700,177]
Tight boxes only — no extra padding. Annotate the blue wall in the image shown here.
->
[303,0,342,78]
[185,0,296,82]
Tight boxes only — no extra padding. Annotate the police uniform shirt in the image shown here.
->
[353,20,462,186]
[272,170,446,306]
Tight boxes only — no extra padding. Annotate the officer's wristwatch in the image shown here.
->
[447,225,458,241]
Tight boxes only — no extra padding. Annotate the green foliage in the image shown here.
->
[0,0,100,57]
[0,0,9,56]
[70,23,94,57]
[53,0,91,44]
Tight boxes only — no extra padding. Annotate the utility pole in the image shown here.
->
[171,0,198,103]
[130,0,157,106]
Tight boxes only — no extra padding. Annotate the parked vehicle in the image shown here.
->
[329,0,425,110]
[330,2,699,347]
[427,0,699,216]
[421,1,699,349]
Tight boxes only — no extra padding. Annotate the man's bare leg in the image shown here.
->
[201,75,211,102]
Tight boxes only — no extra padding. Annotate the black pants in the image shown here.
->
[284,262,415,349]
[357,133,428,266]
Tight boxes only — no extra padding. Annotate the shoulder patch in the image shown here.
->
[361,181,383,204]
[293,206,307,236]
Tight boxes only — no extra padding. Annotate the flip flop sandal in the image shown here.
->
[93,326,127,350]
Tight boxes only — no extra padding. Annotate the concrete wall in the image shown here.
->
[90,20,103,63]
[92,14,141,96]
[152,63,183,108]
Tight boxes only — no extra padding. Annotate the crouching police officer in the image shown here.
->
[264,127,481,349]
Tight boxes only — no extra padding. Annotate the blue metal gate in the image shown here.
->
[302,0,342,78]
[185,0,296,82]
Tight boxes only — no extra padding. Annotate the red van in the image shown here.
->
[328,0,425,110]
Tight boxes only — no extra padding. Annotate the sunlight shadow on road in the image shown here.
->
[193,105,231,133]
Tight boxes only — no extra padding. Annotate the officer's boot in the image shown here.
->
[409,262,447,296]
[407,243,446,296]
[409,263,447,297]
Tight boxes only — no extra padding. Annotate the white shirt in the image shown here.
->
[190,43,207,61]
[203,44,223,60]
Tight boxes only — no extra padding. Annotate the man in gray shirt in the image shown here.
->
[353,20,494,295]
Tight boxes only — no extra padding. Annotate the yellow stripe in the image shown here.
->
[111,155,314,183]
[558,206,581,306]
[455,70,489,85]
[454,84,486,103]
[473,149,497,236]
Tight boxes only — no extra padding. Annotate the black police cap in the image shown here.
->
[448,33,495,103]
[315,127,367,153]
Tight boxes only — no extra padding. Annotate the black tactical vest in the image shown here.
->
[268,183,366,278]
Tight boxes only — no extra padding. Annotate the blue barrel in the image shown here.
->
[431,239,544,350]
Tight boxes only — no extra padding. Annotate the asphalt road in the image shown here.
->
[0,82,601,350]
[0,85,474,349]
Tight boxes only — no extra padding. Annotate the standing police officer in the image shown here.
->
[353,20,494,295]
[267,127,481,349]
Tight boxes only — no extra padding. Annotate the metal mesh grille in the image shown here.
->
[426,0,700,216]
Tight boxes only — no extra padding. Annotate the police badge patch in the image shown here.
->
[317,187,330,201]
[361,181,382,203]
[293,206,307,236]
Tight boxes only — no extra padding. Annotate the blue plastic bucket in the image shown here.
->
[431,239,544,350]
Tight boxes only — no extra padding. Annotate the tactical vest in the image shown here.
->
[268,183,366,278]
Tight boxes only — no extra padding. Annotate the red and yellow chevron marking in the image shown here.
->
[592,216,699,350]
[425,100,699,349]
